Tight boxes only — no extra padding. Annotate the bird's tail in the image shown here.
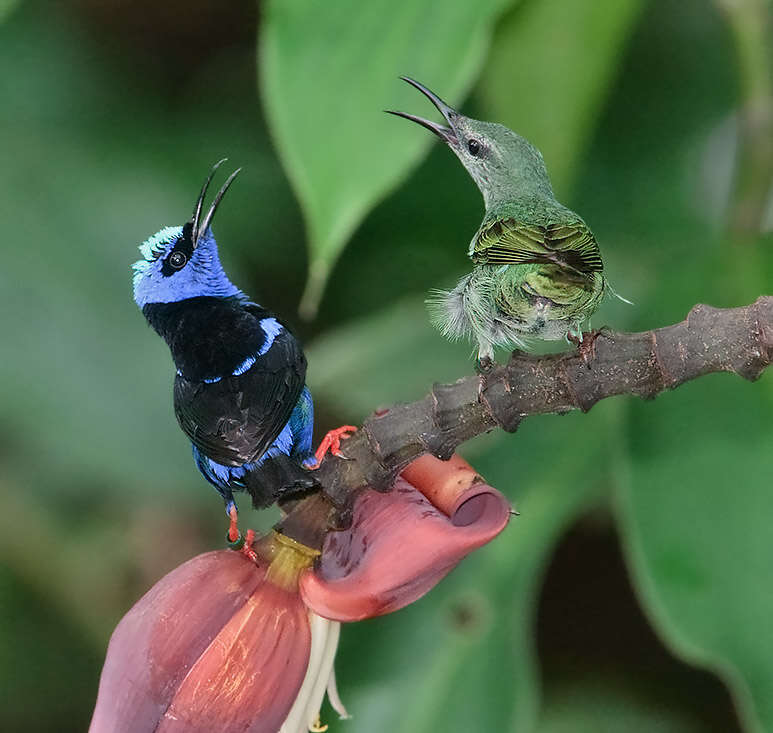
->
[243,455,319,509]
[605,279,634,305]
[425,274,475,341]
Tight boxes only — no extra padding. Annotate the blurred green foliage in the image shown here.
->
[0,0,771,731]
[260,0,512,317]
[480,0,643,195]
[0,0,17,23]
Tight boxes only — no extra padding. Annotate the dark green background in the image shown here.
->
[0,0,771,731]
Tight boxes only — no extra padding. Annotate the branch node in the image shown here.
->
[480,365,523,432]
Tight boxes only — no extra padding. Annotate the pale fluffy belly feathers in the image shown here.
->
[427,264,604,360]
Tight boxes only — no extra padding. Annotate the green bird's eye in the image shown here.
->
[467,139,481,156]
[169,251,187,269]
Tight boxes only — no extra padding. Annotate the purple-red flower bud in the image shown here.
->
[300,454,511,621]
[89,454,512,731]
[90,541,315,733]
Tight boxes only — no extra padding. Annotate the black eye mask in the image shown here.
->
[161,223,195,277]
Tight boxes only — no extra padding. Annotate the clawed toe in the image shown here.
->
[310,425,358,468]
[475,355,495,374]
[569,328,603,366]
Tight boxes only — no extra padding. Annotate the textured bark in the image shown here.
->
[277,297,773,543]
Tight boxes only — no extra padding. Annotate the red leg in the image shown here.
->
[227,506,258,562]
[228,505,240,543]
[307,425,358,469]
[241,529,257,563]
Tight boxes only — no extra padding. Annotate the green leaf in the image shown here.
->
[616,372,773,733]
[260,0,514,318]
[479,0,643,195]
[0,0,19,24]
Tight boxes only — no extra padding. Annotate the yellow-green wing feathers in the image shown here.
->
[472,218,603,275]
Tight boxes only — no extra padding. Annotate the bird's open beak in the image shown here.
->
[189,159,241,249]
[386,77,460,146]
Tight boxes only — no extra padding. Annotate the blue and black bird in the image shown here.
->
[132,161,323,544]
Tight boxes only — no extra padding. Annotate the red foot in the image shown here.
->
[228,505,240,543]
[308,425,358,469]
[241,529,257,563]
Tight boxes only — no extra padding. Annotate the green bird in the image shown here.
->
[388,77,606,369]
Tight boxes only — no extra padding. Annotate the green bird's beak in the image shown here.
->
[386,77,460,147]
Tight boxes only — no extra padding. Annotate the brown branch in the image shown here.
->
[277,297,773,547]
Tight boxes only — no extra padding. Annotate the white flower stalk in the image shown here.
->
[280,613,350,733]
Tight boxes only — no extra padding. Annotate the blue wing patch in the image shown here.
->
[179,365,220,383]
[232,355,256,376]
[258,317,283,355]
[215,316,282,377]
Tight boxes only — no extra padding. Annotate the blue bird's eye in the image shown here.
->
[169,251,187,269]
[467,139,481,156]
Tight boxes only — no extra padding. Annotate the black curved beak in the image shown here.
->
[385,77,459,146]
[189,159,241,249]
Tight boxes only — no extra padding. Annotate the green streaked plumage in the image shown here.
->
[390,78,606,363]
